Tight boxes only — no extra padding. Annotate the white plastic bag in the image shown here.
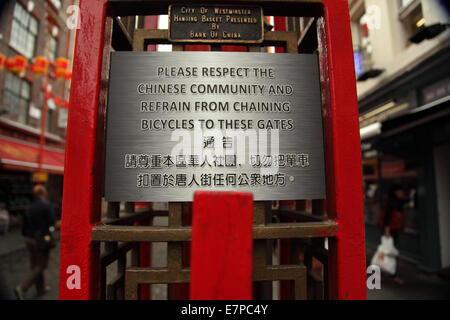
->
[370,236,399,275]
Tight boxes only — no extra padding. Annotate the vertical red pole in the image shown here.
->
[59,0,106,300]
[144,16,159,51]
[274,17,286,53]
[190,191,253,300]
[321,0,366,300]
[184,44,211,51]
[221,45,247,52]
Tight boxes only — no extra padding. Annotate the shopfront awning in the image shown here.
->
[360,95,450,141]
[0,137,64,175]
[381,95,450,138]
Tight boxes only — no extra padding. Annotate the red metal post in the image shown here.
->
[321,0,366,300]
[184,44,211,51]
[190,191,253,300]
[221,45,247,52]
[145,16,159,51]
[274,16,287,53]
[59,0,107,300]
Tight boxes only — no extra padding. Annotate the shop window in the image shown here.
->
[0,174,33,218]
[9,2,39,58]
[46,98,57,133]
[351,7,373,76]
[2,73,31,124]
[46,35,58,62]
[363,155,419,232]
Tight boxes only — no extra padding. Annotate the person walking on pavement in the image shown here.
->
[14,185,56,300]
[377,184,407,285]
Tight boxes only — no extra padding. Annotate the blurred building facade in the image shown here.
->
[350,0,450,273]
[0,0,76,225]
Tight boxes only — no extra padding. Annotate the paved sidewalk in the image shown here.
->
[0,229,26,257]
[0,230,60,300]
[2,227,449,300]
[366,248,450,300]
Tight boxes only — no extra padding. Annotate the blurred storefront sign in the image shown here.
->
[0,137,64,174]
[32,172,48,183]
[422,76,450,104]
[47,98,57,111]
[28,104,41,119]
[359,101,410,129]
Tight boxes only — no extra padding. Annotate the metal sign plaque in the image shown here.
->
[168,5,263,43]
[105,52,326,202]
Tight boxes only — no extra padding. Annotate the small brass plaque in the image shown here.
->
[168,4,264,44]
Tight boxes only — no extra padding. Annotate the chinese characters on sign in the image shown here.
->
[104,52,326,201]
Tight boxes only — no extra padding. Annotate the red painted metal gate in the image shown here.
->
[59,0,366,300]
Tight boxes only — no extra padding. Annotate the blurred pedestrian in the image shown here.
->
[377,184,407,285]
[14,185,56,300]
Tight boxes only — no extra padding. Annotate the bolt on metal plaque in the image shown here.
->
[104,52,326,202]
[168,5,264,43]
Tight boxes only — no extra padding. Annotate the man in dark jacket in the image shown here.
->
[14,185,55,300]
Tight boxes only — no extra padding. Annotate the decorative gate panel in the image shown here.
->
[59,0,366,301]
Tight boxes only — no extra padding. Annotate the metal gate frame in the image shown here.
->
[59,0,366,300]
